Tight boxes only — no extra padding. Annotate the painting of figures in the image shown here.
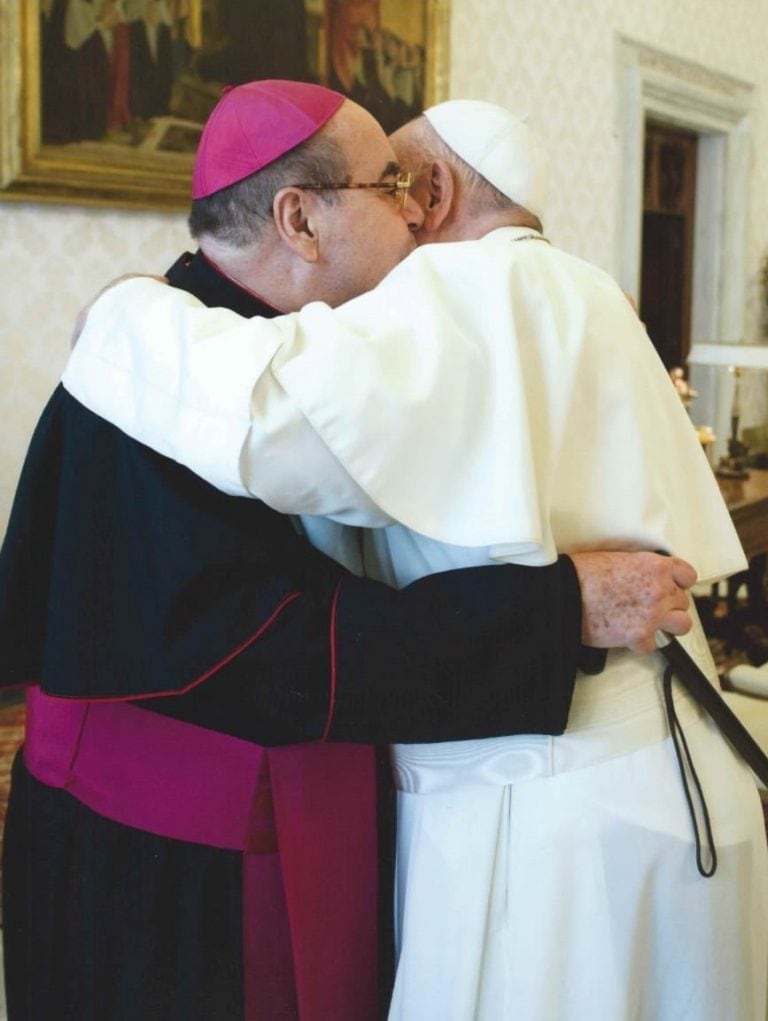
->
[1,0,448,208]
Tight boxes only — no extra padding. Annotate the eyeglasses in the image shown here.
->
[289,171,412,210]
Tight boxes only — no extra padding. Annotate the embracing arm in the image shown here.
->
[327,549,694,742]
[65,272,485,531]
[139,552,583,745]
[0,389,583,744]
[65,276,380,514]
[139,545,694,746]
[61,276,696,744]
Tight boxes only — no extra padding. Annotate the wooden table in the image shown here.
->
[716,469,768,617]
[717,468,768,561]
[718,472,768,840]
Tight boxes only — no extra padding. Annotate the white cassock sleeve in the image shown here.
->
[63,229,747,582]
[63,247,540,545]
[63,277,390,524]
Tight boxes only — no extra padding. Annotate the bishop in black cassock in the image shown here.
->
[0,248,583,1021]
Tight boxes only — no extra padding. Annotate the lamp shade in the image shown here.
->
[688,343,768,369]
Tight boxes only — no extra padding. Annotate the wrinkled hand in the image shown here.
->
[571,550,697,654]
[70,274,168,349]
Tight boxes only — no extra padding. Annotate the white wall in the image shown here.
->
[0,203,190,535]
[1,0,767,536]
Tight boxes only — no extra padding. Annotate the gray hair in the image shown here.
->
[399,116,535,221]
[188,130,349,247]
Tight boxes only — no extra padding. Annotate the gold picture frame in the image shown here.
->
[0,0,450,213]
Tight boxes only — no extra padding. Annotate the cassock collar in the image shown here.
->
[165,250,282,319]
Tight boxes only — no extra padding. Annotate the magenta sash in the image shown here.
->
[24,686,379,1021]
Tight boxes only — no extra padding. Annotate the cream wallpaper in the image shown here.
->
[1,0,768,537]
[0,203,191,535]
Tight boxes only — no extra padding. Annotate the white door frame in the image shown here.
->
[615,39,753,454]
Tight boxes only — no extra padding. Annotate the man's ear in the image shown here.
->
[272,187,320,263]
[419,159,455,234]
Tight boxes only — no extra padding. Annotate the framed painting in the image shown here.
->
[0,0,450,212]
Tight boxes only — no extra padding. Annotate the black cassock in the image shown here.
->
[0,252,584,1020]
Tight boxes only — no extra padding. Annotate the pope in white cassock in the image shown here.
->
[68,101,768,1020]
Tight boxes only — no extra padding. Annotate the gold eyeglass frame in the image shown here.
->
[291,172,413,209]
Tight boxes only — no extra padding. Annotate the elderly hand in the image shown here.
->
[571,550,697,654]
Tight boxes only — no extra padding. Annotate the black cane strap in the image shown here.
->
[658,633,768,788]
[662,665,717,877]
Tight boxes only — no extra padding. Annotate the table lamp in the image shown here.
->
[687,343,768,478]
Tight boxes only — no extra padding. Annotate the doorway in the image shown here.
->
[639,121,698,370]
[616,39,752,458]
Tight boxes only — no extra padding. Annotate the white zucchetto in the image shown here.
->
[424,100,548,221]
